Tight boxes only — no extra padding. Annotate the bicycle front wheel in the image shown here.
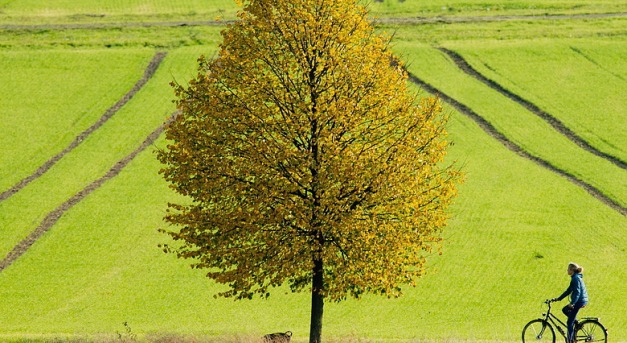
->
[576,320,607,343]
[523,319,555,343]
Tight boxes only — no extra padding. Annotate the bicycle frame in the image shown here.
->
[542,300,569,338]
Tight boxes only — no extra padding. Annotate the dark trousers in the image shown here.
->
[562,303,585,342]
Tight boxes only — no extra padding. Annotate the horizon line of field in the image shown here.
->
[1,11,626,31]
[1,45,625,273]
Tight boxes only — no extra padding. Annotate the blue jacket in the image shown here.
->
[558,273,589,306]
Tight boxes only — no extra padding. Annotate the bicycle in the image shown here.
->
[522,299,607,343]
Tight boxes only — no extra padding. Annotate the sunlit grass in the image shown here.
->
[0,1,625,342]
[0,49,152,191]
[0,74,624,339]
[1,0,625,25]
[445,39,627,162]
[0,47,211,259]
[391,42,626,208]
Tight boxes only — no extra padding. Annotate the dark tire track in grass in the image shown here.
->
[2,12,626,30]
[0,51,167,203]
[0,113,177,272]
[437,47,627,170]
[407,72,627,217]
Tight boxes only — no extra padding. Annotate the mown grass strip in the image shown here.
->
[0,51,166,203]
[437,46,626,170]
[3,16,624,50]
[407,72,626,217]
[0,113,175,272]
[1,0,625,26]
[0,0,237,26]
[2,12,626,31]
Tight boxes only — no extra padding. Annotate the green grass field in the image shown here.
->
[0,84,624,341]
[0,48,197,260]
[0,50,152,191]
[0,1,625,342]
[447,40,627,163]
[2,0,626,24]
[390,41,626,208]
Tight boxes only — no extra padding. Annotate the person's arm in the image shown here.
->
[555,277,575,301]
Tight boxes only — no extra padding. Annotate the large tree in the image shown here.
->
[157,0,460,341]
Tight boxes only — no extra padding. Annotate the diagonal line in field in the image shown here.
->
[407,72,627,217]
[0,113,178,273]
[0,51,168,203]
[569,46,626,83]
[437,47,627,170]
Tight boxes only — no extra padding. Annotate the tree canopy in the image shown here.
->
[157,0,461,341]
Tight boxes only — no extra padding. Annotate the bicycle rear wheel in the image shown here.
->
[523,319,555,343]
[576,320,607,343]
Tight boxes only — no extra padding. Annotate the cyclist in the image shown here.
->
[552,262,589,343]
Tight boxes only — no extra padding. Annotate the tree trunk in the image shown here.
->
[309,257,324,343]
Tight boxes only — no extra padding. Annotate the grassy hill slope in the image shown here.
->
[0,1,625,341]
[0,75,624,340]
[0,50,153,192]
[392,41,626,208]
[448,40,627,163]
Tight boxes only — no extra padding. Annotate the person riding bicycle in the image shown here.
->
[552,262,589,343]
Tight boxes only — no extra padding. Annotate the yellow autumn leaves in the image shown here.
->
[158,0,461,302]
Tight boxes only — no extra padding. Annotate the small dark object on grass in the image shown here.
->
[263,331,292,342]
